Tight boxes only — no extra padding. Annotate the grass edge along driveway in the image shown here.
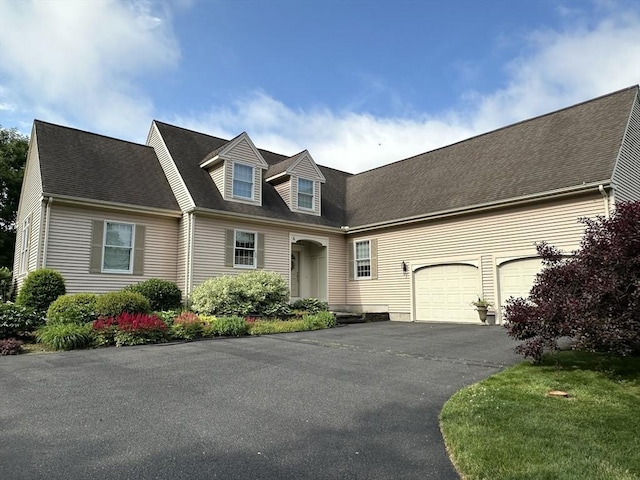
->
[439,350,640,480]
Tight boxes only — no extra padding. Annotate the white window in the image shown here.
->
[355,240,371,279]
[103,222,134,273]
[298,178,314,210]
[233,163,254,199]
[234,230,256,268]
[20,216,31,273]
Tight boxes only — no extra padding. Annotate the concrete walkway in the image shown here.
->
[0,322,521,479]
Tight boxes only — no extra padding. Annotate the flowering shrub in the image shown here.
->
[505,201,640,361]
[171,312,204,340]
[0,338,23,355]
[93,313,167,346]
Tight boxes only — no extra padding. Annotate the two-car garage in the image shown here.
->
[413,258,542,323]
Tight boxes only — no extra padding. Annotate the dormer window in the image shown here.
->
[233,163,254,200]
[298,178,314,210]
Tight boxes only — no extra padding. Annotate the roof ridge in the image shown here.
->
[352,84,640,178]
[34,119,152,149]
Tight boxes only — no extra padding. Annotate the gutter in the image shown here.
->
[185,206,344,234]
[42,193,183,218]
[345,181,612,234]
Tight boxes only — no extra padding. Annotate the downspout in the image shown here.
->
[598,185,610,218]
[40,197,53,268]
[186,212,195,301]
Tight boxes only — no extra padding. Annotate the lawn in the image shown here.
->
[440,351,640,480]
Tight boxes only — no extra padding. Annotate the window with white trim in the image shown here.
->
[20,216,31,273]
[297,178,314,210]
[103,222,134,273]
[234,230,256,268]
[355,240,371,279]
[233,163,254,199]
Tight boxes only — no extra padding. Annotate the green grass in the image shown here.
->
[440,351,640,480]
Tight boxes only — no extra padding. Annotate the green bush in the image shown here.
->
[36,323,94,351]
[315,310,336,328]
[249,319,308,335]
[125,278,182,311]
[0,303,44,339]
[95,291,150,318]
[154,310,180,326]
[47,293,98,325]
[170,312,204,341]
[200,315,248,337]
[290,298,329,314]
[16,268,66,312]
[191,271,289,316]
[0,267,13,302]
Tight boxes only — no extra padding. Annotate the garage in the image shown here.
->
[414,263,480,323]
[498,257,543,308]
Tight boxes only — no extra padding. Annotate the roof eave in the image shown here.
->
[43,193,183,218]
[345,181,612,233]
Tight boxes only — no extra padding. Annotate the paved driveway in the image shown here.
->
[1,322,521,480]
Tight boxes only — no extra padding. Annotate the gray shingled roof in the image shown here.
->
[345,86,638,227]
[153,122,351,227]
[265,153,302,179]
[35,121,180,211]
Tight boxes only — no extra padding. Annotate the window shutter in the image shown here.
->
[89,220,104,273]
[133,225,145,275]
[225,229,234,267]
[348,241,354,280]
[370,239,378,280]
[257,233,265,269]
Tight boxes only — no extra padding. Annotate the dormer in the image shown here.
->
[200,132,268,206]
[265,150,326,216]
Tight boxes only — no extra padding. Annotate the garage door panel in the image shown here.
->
[415,264,479,323]
[498,258,542,307]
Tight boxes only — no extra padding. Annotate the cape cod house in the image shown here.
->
[13,86,640,323]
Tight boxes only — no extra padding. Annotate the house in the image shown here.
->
[13,86,640,323]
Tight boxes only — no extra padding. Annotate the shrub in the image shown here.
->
[112,312,168,346]
[190,271,289,316]
[0,338,23,355]
[0,303,44,339]
[95,291,150,318]
[290,298,329,315]
[171,312,204,341]
[47,293,98,325]
[0,267,13,302]
[505,201,640,362]
[93,317,118,347]
[200,315,248,337]
[249,319,308,335]
[315,310,336,328]
[125,278,182,311]
[154,310,180,326]
[36,323,94,351]
[16,268,66,312]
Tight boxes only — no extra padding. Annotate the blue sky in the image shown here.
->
[1,0,639,173]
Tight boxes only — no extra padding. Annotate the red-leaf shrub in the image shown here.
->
[171,311,204,340]
[0,337,23,355]
[504,201,640,362]
[92,313,167,346]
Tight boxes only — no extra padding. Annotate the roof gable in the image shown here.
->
[266,150,326,183]
[200,132,268,170]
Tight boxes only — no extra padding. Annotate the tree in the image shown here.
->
[0,127,29,269]
[504,201,640,362]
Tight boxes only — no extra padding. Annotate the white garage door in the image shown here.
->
[498,258,542,307]
[414,264,479,323]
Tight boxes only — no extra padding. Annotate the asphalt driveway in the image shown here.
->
[1,322,521,480]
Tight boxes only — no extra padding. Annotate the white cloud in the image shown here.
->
[0,0,179,137]
[173,4,640,173]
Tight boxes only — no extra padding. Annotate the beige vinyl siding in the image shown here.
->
[147,123,194,211]
[291,156,321,179]
[209,163,226,197]
[13,132,43,286]
[346,193,605,319]
[45,204,178,293]
[612,93,640,202]
[274,180,291,209]
[190,215,346,304]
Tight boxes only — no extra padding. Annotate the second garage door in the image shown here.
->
[498,258,543,308]
[414,264,479,323]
